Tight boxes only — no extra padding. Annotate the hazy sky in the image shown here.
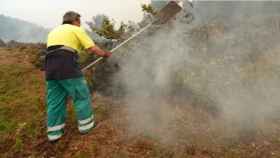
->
[0,0,150,28]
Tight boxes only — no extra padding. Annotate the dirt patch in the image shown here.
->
[29,96,280,158]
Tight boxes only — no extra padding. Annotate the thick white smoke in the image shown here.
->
[109,1,280,145]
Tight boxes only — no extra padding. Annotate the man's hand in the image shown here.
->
[87,46,112,58]
[103,51,112,58]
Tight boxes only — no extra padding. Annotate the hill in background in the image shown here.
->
[0,14,49,43]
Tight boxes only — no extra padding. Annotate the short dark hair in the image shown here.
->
[63,11,81,24]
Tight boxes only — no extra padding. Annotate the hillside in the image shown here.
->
[1,44,280,157]
[0,15,49,43]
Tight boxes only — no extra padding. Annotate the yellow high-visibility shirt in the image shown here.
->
[47,24,95,53]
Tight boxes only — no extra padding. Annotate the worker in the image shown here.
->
[45,11,112,142]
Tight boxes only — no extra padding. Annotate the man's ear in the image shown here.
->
[73,20,81,27]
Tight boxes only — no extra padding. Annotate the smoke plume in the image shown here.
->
[109,1,280,145]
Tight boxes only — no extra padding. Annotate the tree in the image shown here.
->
[118,22,127,35]
[87,14,126,40]
[141,4,157,15]
[89,14,106,30]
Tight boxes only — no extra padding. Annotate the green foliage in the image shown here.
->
[13,137,23,152]
[0,112,16,133]
[73,151,91,158]
[141,4,157,15]
[89,15,126,39]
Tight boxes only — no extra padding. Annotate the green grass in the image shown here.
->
[0,62,45,155]
[73,151,91,158]
[0,49,100,157]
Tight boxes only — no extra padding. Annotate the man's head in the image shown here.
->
[63,11,81,26]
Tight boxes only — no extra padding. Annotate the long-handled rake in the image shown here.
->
[82,1,182,71]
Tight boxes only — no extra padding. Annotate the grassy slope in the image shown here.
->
[1,46,280,158]
[0,47,45,157]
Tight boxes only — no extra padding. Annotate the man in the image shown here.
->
[45,11,112,142]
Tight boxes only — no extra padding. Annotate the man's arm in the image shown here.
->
[87,46,112,57]
[74,27,112,57]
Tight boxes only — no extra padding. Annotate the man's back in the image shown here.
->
[47,24,94,53]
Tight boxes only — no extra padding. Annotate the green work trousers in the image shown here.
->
[46,77,94,141]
